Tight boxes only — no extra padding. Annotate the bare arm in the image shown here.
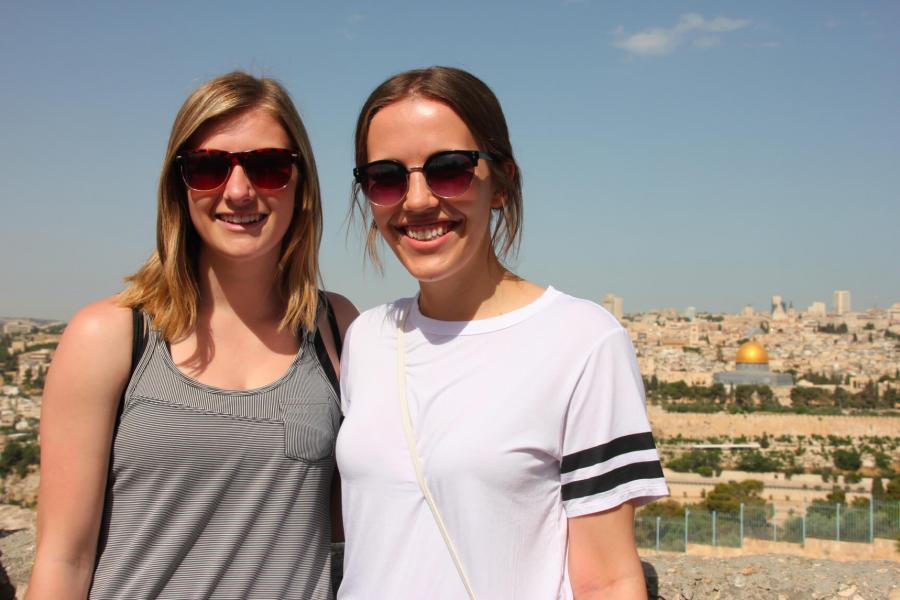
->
[567,502,648,600]
[26,298,133,600]
[317,292,358,544]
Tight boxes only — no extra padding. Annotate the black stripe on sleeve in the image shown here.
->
[561,431,658,474]
[561,460,665,501]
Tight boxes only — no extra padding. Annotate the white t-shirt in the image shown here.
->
[336,287,668,599]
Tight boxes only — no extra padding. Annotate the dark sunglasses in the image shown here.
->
[176,148,299,191]
[353,150,496,206]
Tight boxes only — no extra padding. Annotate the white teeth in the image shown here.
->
[406,224,448,241]
[220,214,265,224]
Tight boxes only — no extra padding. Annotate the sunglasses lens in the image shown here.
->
[363,162,408,205]
[424,152,475,198]
[244,149,295,189]
[181,151,230,191]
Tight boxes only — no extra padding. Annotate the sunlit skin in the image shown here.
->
[186,108,297,269]
[26,105,357,600]
[367,97,514,320]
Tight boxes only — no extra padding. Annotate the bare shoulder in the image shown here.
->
[64,295,133,339]
[53,295,135,381]
[323,291,359,336]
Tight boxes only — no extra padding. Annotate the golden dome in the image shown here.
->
[736,340,768,364]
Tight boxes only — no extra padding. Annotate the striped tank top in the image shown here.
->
[89,319,340,599]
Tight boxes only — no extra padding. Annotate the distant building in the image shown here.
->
[889,303,900,324]
[602,293,623,320]
[771,295,787,320]
[684,306,696,321]
[3,320,34,335]
[807,302,827,318]
[833,290,851,315]
[714,340,793,387]
[741,305,755,317]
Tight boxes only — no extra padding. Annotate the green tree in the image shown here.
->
[637,499,685,518]
[832,448,861,471]
[872,477,885,500]
[737,451,780,472]
[666,449,722,476]
[886,477,900,501]
[0,438,40,478]
[833,386,850,409]
[703,480,765,513]
[823,486,846,505]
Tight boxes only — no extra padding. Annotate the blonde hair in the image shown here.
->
[351,66,523,267]
[119,71,322,340]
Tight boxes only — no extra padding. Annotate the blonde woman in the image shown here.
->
[28,72,356,599]
[338,67,668,599]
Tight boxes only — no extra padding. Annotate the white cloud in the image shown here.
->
[613,13,752,57]
[613,27,679,56]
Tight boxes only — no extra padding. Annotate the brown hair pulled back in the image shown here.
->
[351,66,523,267]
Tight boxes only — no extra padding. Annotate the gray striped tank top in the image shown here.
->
[89,321,340,599]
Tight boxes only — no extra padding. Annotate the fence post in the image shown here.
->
[712,510,717,547]
[801,512,806,546]
[684,509,690,552]
[739,503,744,548]
[656,516,661,551]
[836,503,841,542]
[869,497,874,544]
[772,504,777,542]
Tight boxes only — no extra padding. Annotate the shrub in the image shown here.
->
[833,449,862,471]
[0,439,40,478]
[737,451,780,473]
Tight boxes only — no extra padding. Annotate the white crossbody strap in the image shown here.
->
[397,305,477,600]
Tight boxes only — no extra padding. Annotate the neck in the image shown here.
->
[196,250,284,325]
[417,254,522,321]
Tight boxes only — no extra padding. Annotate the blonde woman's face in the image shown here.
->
[184,109,297,267]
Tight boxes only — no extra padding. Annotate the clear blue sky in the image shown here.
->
[2,1,898,320]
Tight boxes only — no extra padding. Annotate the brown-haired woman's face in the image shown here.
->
[364,97,501,286]
[184,108,297,266]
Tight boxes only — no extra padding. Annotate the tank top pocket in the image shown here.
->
[279,398,339,462]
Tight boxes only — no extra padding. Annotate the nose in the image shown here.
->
[223,164,256,205]
[402,169,438,211]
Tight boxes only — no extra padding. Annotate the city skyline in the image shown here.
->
[2,286,894,323]
[2,1,898,320]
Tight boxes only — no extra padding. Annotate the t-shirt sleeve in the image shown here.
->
[560,327,669,518]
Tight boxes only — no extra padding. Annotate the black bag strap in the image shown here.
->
[116,307,147,423]
[313,292,342,395]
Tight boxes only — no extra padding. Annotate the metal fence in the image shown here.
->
[634,499,900,552]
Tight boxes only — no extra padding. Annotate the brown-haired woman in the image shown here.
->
[27,71,356,599]
[336,66,668,599]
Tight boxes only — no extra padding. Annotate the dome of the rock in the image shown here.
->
[736,340,768,364]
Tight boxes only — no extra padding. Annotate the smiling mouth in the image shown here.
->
[401,222,456,241]
[218,213,267,225]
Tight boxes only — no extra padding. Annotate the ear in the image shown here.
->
[491,160,516,209]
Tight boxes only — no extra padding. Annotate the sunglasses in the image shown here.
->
[353,150,496,206]
[176,148,299,191]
